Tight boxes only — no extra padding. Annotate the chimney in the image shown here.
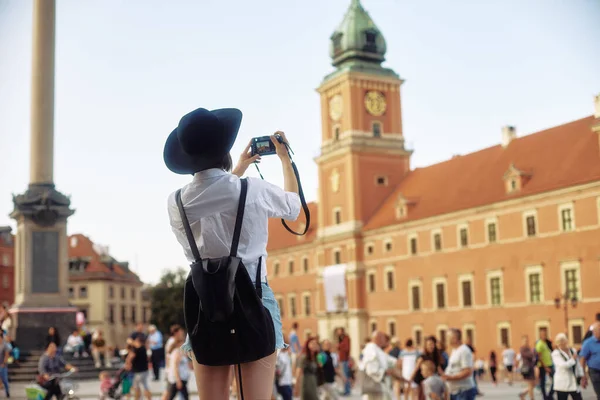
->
[501,126,516,148]
[594,94,600,119]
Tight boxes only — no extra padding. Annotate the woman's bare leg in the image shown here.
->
[234,352,277,400]
[193,360,232,400]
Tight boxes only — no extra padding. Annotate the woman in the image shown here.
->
[91,329,112,368]
[399,339,419,400]
[489,351,498,385]
[411,336,443,400]
[294,337,321,400]
[166,326,192,400]
[518,335,537,400]
[46,327,61,349]
[165,108,300,399]
[551,333,583,400]
[130,336,151,400]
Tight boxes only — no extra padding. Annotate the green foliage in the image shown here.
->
[149,267,187,335]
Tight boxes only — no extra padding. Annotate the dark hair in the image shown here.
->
[303,337,319,362]
[406,339,414,347]
[490,351,497,360]
[170,324,182,335]
[423,335,443,366]
[203,153,232,172]
[292,322,299,330]
[596,312,600,322]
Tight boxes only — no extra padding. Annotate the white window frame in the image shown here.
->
[485,217,499,243]
[408,279,423,311]
[497,321,512,347]
[367,269,377,293]
[534,320,551,341]
[302,291,311,317]
[525,265,545,304]
[458,273,474,308]
[431,229,442,252]
[333,207,342,225]
[288,293,297,318]
[383,238,393,253]
[486,270,504,306]
[432,277,448,310]
[558,202,576,232]
[523,210,538,237]
[413,325,424,347]
[364,242,375,256]
[457,223,469,248]
[384,266,395,291]
[463,323,476,345]
[560,260,582,301]
[387,319,397,337]
[408,233,418,255]
[568,318,585,346]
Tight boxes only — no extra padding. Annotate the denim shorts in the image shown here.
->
[181,281,286,356]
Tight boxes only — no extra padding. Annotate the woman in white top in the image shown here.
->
[360,331,401,400]
[166,326,192,400]
[551,333,584,400]
[165,108,300,399]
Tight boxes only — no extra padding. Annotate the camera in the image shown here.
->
[251,134,284,156]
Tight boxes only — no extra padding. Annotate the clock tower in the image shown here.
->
[315,0,412,355]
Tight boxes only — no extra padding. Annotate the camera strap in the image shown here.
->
[254,142,310,236]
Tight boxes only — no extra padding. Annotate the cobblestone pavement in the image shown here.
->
[8,379,599,399]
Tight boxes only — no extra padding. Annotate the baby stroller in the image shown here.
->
[106,369,132,400]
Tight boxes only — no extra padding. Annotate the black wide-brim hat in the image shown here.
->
[164,108,242,175]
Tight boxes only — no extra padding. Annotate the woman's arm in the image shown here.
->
[551,350,575,369]
[271,132,299,195]
[174,350,183,387]
[410,357,423,381]
[293,366,303,396]
[363,345,386,382]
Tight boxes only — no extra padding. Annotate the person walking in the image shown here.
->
[552,333,584,400]
[130,336,152,400]
[536,329,555,400]
[148,325,165,381]
[0,332,10,398]
[338,327,353,396]
[518,335,537,400]
[165,108,300,399]
[166,326,191,400]
[580,321,600,398]
[489,351,498,386]
[502,342,516,385]
[399,339,419,400]
[295,337,322,400]
[275,346,293,400]
[441,329,476,400]
[289,322,301,368]
[359,331,401,400]
[321,339,344,400]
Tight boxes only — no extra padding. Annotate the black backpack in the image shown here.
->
[176,178,276,369]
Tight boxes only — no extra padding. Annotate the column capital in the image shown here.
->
[11,184,74,226]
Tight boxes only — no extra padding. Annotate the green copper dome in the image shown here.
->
[329,0,387,68]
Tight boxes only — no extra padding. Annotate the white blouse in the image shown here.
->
[167,169,301,283]
[551,348,583,393]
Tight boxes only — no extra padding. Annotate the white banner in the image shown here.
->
[322,264,348,312]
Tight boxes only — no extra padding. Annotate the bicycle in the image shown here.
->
[25,369,80,400]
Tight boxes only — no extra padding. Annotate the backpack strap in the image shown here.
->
[176,189,201,263]
[230,178,248,257]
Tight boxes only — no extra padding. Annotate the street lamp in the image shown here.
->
[555,292,578,333]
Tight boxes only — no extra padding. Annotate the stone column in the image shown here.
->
[10,0,76,350]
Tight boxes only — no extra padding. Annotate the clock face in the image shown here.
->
[364,91,387,116]
[329,94,343,121]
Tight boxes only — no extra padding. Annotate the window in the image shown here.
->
[334,126,340,141]
[121,305,126,324]
[438,326,448,347]
[464,326,475,345]
[487,222,497,243]
[414,327,423,347]
[560,261,581,301]
[560,204,574,232]
[385,267,395,291]
[565,269,578,300]
[1,275,6,288]
[372,121,382,137]
[109,286,114,299]
[529,273,541,303]
[410,284,421,311]
[109,305,115,324]
[334,250,341,265]
[376,176,388,186]
[131,288,136,299]
[490,277,502,305]
[79,286,88,299]
[366,244,374,255]
[303,293,311,316]
[388,321,396,337]
[433,278,446,309]
[461,280,473,307]
[368,271,376,293]
[289,295,297,318]
[524,212,537,237]
[459,226,468,247]
[370,321,377,333]
[288,260,294,275]
[131,306,136,323]
[302,258,309,273]
[332,33,343,54]
[274,262,280,276]
[334,209,341,225]
[365,31,377,47]
[70,237,78,248]
[572,324,583,346]
[1,254,9,266]
[498,324,511,347]
[384,240,392,252]
[277,297,284,317]
[121,287,126,299]
[68,287,74,298]
[409,236,418,255]
[433,232,442,252]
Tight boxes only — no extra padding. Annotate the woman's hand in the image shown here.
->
[271,131,290,161]
[232,141,261,177]
[176,379,183,390]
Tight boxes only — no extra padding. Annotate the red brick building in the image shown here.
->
[0,226,15,306]
[267,0,600,359]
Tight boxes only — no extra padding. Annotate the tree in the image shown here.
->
[150,267,187,335]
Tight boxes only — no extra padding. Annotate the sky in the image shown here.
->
[0,0,599,284]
